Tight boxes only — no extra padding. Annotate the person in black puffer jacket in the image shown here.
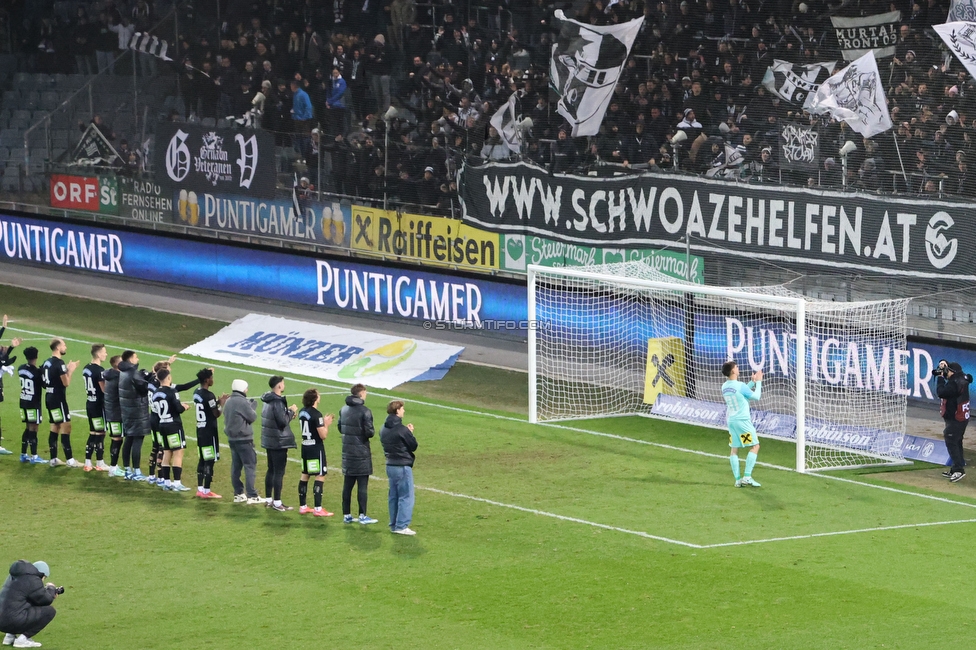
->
[101,354,124,474]
[118,350,152,480]
[380,400,418,535]
[0,560,58,647]
[339,383,377,524]
[261,375,297,511]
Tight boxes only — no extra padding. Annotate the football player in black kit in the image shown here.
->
[298,388,336,517]
[82,344,110,472]
[150,368,192,492]
[0,314,21,455]
[18,346,44,463]
[147,358,200,485]
[41,339,80,468]
[193,369,229,499]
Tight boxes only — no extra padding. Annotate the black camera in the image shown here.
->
[54,586,65,595]
[932,367,948,378]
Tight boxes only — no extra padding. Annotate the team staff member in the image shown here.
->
[102,355,125,476]
[261,376,298,512]
[81,344,110,472]
[40,339,80,468]
[119,350,153,481]
[298,389,335,517]
[339,383,378,525]
[223,380,262,504]
[17,347,44,464]
[194,369,229,499]
[151,368,192,492]
[380,400,418,536]
[936,360,973,482]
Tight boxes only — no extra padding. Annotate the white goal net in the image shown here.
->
[528,261,910,472]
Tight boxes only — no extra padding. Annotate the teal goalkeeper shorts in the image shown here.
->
[728,420,760,448]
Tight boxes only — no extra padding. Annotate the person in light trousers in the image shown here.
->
[380,400,418,535]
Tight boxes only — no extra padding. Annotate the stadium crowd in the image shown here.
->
[4,0,976,206]
[0,321,420,536]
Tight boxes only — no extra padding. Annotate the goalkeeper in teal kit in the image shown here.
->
[721,360,763,487]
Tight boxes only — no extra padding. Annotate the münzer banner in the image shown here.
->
[458,161,976,280]
[154,122,276,199]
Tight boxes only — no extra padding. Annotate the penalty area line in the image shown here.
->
[700,518,976,549]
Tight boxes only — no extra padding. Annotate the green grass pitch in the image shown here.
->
[0,283,975,649]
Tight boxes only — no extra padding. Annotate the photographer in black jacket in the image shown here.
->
[935,360,973,482]
[0,560,59,648]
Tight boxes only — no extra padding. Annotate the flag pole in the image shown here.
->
[891,131,909,192]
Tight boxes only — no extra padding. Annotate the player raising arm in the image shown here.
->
[721,361,763,488]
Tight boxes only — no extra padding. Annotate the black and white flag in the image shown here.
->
[705,143,745,178]
[761,60,836,107]
[779,122,819,171]
[949,0,976,22]
[935,22,976,80]
[808,51,893,138]
[128,32,173,62]
[291,173,303,221]
[64,123,122,167]
[830,11,901,59]
[550,10,643,137]
[489,94,521,153]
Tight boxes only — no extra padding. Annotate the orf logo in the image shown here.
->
[165,129,190,182]
[235,134,259,189]
[925,212,958,269]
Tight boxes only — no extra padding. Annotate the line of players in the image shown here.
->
[2,336,340,509]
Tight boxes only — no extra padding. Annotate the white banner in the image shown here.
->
[550,10,644,137]
[808,51,893,138]
[949,0,976,22]
[489,93,521,153]
[830,11,901,58]
[935,22,976,80]
[181,314,464,389]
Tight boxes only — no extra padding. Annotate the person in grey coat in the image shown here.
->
[261,375,297,512]
[339,383,377,524]
[223,379,261,503]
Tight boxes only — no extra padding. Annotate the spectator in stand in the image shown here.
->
[327,67,348,137]
[291,78,314,153]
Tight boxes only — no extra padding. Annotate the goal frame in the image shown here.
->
[527,264,810,472]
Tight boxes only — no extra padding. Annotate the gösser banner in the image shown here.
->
[155,122,276,199]
[182,314,463,389]
[459,161,976,280]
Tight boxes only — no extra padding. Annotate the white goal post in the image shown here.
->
[527,261,910,473]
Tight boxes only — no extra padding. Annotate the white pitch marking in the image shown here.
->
[699,518,976,548]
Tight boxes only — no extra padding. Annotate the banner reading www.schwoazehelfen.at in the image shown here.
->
[458,161,976,280]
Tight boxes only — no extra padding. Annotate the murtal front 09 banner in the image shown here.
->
[154,122,276,199]
[458,161,976,280]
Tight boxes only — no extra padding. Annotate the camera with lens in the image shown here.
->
[932,366,949,378]
[54,586,65,595]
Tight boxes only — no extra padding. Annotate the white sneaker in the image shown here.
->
[65,458,81,468]
[13,635,41,648]
[3,633,15,646]
[233,494,248,503]
[49,458,65,467]
[393,527,417,536]
[246,497,264,505]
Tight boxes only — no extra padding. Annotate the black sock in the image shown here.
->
[148,443,158,477]
[203,460,213,490]
[22,428,30,455]
[197,459,205,489]
[60,434,72,461]
[173,466,182,482]
[160,466,171,481]
[155,448,164,478]
[48,432,58,459]
[298,479,308,506]
[110,438,122,465]
[313,481,323,509]
[85,434,96,460]
[29,432,38,455]
[95,437,104,461]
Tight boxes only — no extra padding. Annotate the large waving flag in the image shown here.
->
[489,94,521,153]
[935,22,976,80]
[807,51,892,138]
[550,10,643,137]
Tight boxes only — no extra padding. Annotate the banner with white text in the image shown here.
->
[458,161,976,280]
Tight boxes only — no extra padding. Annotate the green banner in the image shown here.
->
[98,175,118,215]
[500,234,704,283]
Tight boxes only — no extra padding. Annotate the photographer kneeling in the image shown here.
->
[935,360,973,483]
[0,560,59,648]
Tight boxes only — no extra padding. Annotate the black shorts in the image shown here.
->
[46,400,70,424]
[20,407,42,425]
[301,447,327,476]
[160,429,187,451]
[87,404,106,432]
[197,431,218,461]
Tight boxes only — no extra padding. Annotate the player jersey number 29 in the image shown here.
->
[20,376,35,401]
